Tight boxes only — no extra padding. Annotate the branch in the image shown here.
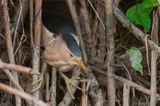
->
[105,0,115,105]
[32,0,42,103]
[3,69,24,91]
[150,10,159,106]
[91,66,160,101]
[2,0,21,105]
[0,59,32,74]
[123,83,130,106]
[79,0,92,40]
[0,83,49,106]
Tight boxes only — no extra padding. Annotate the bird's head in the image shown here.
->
[42,23,86,71]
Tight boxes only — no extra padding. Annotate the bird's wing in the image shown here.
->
[62,33,82,57]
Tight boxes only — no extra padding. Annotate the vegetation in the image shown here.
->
[0,0,160,106]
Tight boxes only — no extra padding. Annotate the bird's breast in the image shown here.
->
[44,59,75,72]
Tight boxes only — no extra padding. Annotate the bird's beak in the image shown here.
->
[73,57,86,70]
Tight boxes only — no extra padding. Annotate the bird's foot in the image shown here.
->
[31,63,47,92]
[31,74,44,92]
[60,72,85,99]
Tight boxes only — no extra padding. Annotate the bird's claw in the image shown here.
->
[60,72,85,99]
[31,74,44,92]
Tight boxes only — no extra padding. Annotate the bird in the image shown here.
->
[41,13,86,99]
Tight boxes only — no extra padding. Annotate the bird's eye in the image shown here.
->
[70,53,73,57]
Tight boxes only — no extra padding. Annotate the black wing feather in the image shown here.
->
[62,33,81,57]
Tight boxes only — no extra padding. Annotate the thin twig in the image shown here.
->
[87,0,105,30]
[81,82,88,106]
[29,0,34,47]
[51,67,57,106]
[45,72,50,102]
[14,36,27,56]
[13,0,27,48]
[90,1,99,45]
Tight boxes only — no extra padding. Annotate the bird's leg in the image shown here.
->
[59,72,84,99]
[31,62,47,92]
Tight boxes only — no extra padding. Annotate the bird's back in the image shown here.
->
[42,13,76,35]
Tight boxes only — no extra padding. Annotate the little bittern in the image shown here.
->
[41,14,86,99]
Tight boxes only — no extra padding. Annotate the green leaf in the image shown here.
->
[131,62,143,74]
[142,0,160,8]
[127,47,143,75]
[126,3,153,32]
